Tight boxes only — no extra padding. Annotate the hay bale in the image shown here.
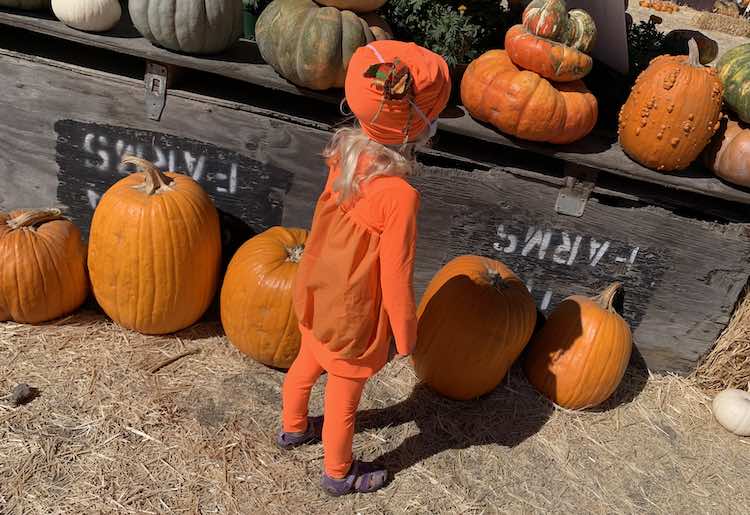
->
[713,0,740,17]
[694,287,750,392]
[693,12,750,35]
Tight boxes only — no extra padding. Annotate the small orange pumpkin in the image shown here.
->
[88,156,222,335]
[412,255,537,401]
[523,282,633,410]
[461,49,597,144]
[0,209,88,324]
[220,226,308,369]
[703,116,750,188]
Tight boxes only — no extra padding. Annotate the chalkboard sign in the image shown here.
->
[54,119,295,260]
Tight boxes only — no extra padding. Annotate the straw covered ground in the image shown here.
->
[1,310,749,515]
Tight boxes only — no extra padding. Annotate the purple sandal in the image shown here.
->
[276,416,323,449]
[321,461,389,497]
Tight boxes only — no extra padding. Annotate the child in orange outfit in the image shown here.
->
[276,40,451,496]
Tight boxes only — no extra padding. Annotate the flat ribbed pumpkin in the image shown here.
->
[461,49,597,144]
[129,0,242,54]
[523,283,632,410]
[412,255,537,401]
[255,0,380,90]
[703,116,750,188]
[315,0,386,13]
[220,227,308,369]
[0,209,88,324]
[88,156,222,335]
[618,39,723,172]
[717,43,750,124]
[522,0,597,53]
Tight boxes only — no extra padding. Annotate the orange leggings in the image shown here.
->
[282,341,367,479]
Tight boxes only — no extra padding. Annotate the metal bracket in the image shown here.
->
[144,62,168,121]
[555,166,598,217]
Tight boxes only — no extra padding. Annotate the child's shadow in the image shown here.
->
[355,371,553,476]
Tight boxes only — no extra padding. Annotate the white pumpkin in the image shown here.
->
[712,388,750,437]
[51,0,122,32]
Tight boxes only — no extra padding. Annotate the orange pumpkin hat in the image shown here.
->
[345,40,451,146]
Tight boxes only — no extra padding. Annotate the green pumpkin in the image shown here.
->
[255,0,377,90]
[718,43,750,124]
[129,0,243,55]
[0,0,49,9]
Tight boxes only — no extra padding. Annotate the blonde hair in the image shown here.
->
[323,126,426,204]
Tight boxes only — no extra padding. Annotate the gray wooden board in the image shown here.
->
[2,9,750,207]
[1,49,749,373]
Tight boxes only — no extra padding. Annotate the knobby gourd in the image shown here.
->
[412,255,537,401]
[0,209,88,324]
[619,39,722,172]
[87,156,222,335]
[220,227,308,369]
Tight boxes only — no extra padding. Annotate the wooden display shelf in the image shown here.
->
[1,7,750,208]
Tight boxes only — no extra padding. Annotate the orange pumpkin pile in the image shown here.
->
[639,0,680,13]
[461,0,599,144]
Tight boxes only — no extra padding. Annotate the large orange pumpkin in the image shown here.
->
[504,24,593,82]
[88,156,222,335]
[618,39,723,172]
[412,255,537,401]
[220,226,308,369]
[0,209,88,324]
[523,282,632,410]
[461,49,597,144]
[703,116,750,188]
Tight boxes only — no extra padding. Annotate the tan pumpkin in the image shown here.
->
[523,283,633,410]
[0,209,88,324]
[461,49,597,144]
[703,116,750,188]
[315,0,386,13]
[88,156,222,335]
[412,255,537,401]
[220,227,308,369]
[618,39,723,172]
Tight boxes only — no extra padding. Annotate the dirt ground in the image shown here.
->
[1,312,749,514]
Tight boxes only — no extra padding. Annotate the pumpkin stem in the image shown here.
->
[486,268,510,291]
[595,282,625,313]
[286,245,304,263]
[121,155,173,195]
[687,38,700,67]
[6,208,66,230]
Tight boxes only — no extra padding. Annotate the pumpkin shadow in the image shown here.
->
[585,345,650,413]
[356,366,553,476]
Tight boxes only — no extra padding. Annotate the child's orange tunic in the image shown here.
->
[293,155,419,379]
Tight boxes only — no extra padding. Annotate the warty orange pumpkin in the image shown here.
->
[618,39,723,172]
[220,226,308,369]
[412,255,537,401]
[461,49,597,144]
[523,282,633,410]
[87,156,222,335]
[0,209,88,324]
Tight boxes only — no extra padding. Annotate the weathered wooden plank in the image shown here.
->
[1,48,748,374]
[2,9,750,207]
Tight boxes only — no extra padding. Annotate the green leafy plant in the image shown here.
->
[627,19,666,83]
[381,0,509,66]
